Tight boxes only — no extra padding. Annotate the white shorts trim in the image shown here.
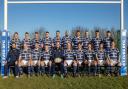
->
[78,60,83,65]
[111,60,118,66]
[65,60,73,66]
[22,60,28,66]
[44,60,49,66]
[33,60,38,65]
[99,60,104,65]
[88,60,93,65]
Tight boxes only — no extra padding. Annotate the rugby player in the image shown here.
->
[92,30,102,52]
[85,43,96,76]
[40,44,52,76]
[72,30,83,50]
[63,42,75,77]
[10,32,21,50]
[107,41,121,76]
[18,43,32,77]
[73,42,84,77]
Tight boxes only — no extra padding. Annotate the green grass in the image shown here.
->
[0,75,128,89]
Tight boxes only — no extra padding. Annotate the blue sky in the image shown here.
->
[0,0,128,38]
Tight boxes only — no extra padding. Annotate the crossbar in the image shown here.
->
[8,1,121,4]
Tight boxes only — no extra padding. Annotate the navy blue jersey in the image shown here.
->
[85,50,95,60]
[52,48,63,59]
[10,39,21,50]
[96,50,106,60]
[6,49,20,62]
[108,48,119,61]
[53,37,62,47]
[19,49,31,61]
[74,49,85,60]
[22,39,32,49]
[92,37,102,51]
[42,37,53,50]
[103,37,113,50]
[31,38,42,49]
[72,36,83,50]
[63,49,75,60]
[31,48,41,60]
[40,50,52,60]
[83,37,90,50]
[62,36,72,49]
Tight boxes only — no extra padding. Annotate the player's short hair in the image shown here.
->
[78,42,82,45]
[85,30,88,33]
[35,32,39,34]
[14,32,18,35]
[12,42,16,45]
[76,30,80,33]
[67,41,72,46]
[46,31,49,33]
[95,30,99,33]
[99,42,104,47]
[88,42,92,46]
[35,42,39,44]
[107,31,111,33]
[25,32,29,34]
[56,41,60,43]
[45,44,49,46]
[111,40,115,43]
[56,30,60,33]
[87,42,94,49]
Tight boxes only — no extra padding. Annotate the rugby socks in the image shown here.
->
[97,64,100,74]
[19,66,23,75]
[28,66,31,75]
[15,64,19,76]
[40,66,45,74]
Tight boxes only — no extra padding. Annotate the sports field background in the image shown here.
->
[0,76,128,89]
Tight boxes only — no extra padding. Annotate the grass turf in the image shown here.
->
[0,75,128,89]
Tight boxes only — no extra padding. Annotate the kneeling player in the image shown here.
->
[18,43,32,77]
[85,43,97,76]
[73,42,84,77]
[31,42,41,75]
[63,42,75,76]
[107,41,121,76]
[40,44,52,75]
[95,42,106,77]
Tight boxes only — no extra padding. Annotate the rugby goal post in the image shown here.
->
[1,0,127,76]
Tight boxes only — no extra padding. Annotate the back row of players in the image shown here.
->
[9,30,120,77]
[11,30,113,51]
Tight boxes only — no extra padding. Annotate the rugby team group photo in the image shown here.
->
[3,30,121,79]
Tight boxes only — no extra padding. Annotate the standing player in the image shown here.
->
[40,44,52,76]
[18,43,32,77]
[83,31,90,51]
[22,32,31,50]
[95,42,106,77]
[62,31,72,49]
[63,42,75,77]
[31,42,41,76]
[107,41,121,76]
[84,43,96,76]
[53,30,62,48]
[31,32,42,49]
[42,31,53,50]
[10,32,21,50]
[72,30,83,50]
[92,30,102,52]
[73,42,84,77]
[103,31,113,52]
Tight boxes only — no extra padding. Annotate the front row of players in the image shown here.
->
[4,40,121,78]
